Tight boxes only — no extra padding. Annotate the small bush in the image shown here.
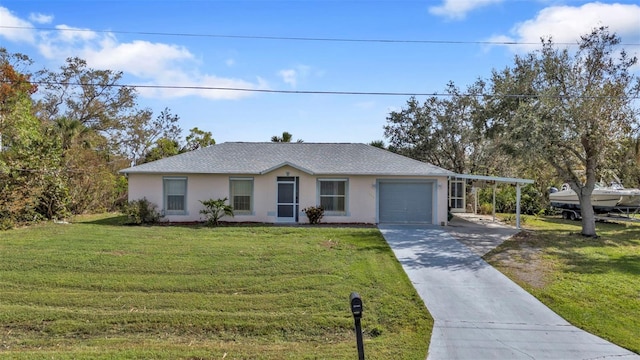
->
[0,217,14,231]
[302,206,324,224]
[479,203,493,215]
[124,198,162,225]
[200,198,234,226]
[502,214,515,224]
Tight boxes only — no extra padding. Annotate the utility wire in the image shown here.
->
[4,25,639,46]
[22,81,640,99]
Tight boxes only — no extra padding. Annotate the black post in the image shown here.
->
[350,292,365,360]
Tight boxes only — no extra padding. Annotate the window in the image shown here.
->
[164,177,187,215]
[319,179,347,214]
[230,178,253,214]
[449,179,465,211]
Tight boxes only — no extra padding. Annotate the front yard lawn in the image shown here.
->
[0,214,431,359]
[485,216,640,354]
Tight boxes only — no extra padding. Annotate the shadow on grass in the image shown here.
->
[76,214,377,230]
[503,216,640,276]
[75,214,130,226]
[75,215,391,251]
[560,253,640,275]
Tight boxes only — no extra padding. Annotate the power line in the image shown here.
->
[4,25,638,46]
[22,81,640,99]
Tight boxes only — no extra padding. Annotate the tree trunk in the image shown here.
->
[577,188,597,237]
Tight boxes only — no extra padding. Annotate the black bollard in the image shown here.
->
[350,292,365,360]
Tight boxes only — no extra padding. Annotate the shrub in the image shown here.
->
[124,198,162,225]
[200,198,234,226]
[479,203,493,215]
[302,206,324,224]
[0,217,14,231]
[477,184,545,215]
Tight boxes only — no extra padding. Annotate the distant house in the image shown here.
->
[120,142,455,225]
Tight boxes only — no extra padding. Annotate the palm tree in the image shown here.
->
[271,131,303,143]
[54,117,93,150]
[271,131,293,142]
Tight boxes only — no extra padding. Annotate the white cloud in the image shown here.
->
[225,58,235,67]
[0,6,265,100]
[0,6,36,43]
[81,37,194,78]
[29,12,53,24]
[429,0,503,20]
[278,65,312,88]
[488,3,640,53]
[278,69,298,87]
[137,74,269,100]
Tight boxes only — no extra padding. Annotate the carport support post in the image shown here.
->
[492,182,497,223]
[516,183,521,229]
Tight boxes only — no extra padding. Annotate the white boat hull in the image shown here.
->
[549,186,622,212]
[616,190,640,207]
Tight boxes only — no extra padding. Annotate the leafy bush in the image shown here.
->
[0,217,15,231]
[200,198,234,226]
[479,203,493,215]
[477,184,545,215]
[302,206,324,224]
[124,198,162,225]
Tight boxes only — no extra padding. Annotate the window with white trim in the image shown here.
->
[318,179,347,214]
[163,177,187,215]
[449,179,465,211]
[230,178,253,214]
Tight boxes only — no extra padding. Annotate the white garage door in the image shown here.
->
[379,181,433,224]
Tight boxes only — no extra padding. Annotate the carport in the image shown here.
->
[452,174,535,229]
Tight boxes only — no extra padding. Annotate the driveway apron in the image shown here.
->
[379,224,639,360]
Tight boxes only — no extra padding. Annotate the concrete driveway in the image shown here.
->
[379,219,639,360]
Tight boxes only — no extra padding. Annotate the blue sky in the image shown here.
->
[1,0,639,144]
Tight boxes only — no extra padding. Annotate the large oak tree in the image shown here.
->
[487,27,640,237]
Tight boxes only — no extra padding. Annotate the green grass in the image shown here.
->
[0,214,431,359]
[485,215,640,354]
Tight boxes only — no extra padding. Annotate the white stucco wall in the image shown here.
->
[126,166,449,225]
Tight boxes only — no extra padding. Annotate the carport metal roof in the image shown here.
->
[453,174,535,229]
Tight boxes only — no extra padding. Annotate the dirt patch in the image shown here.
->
[321,239,339,249]
[484,231,549,289]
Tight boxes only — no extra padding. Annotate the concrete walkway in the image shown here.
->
[379,223,639,360]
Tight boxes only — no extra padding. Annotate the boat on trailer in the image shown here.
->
[549,183,622,213]
[549,183,640,220]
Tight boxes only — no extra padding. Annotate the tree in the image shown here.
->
[271,131,303,143]
[0,48,37,151]
[384,80,489,174]
[35,57,137,128]
[487,27,640,237]
[34,57,140,155]
[368,140,386,149]
[185,127,215,151]
[0,77,69,225]
[53,117,96,150]
[140,138,182,164]
[123,107,182,164]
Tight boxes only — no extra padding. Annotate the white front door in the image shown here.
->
[449,179,466,213]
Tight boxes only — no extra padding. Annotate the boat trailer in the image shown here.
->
[558,206,640,223]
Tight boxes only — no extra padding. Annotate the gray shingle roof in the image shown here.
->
[120,142,455,176]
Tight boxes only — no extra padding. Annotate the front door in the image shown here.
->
[277,177,298,222]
